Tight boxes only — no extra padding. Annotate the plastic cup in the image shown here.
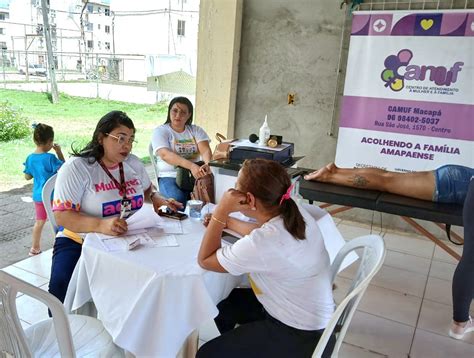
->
[188,200,203,219]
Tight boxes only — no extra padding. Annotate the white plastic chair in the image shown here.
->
[0,270,124,357]
[41,173,57,235]
[149,142,160,187]
[312,234,386,358]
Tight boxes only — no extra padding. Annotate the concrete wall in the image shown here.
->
[195,0,242,138]
[234,0,344,170]
[195,0,466,235]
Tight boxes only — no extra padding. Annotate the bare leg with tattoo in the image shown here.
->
[304,163,436,202]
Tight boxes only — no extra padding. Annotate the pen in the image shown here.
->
[120,206,126,219]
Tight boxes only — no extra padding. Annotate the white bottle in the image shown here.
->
[258,114,271,146]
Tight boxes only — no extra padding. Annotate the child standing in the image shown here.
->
[23,123,65,256]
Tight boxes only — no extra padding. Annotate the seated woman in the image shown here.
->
[49,111,182,303]
[197,158,335,357]
[304,163,473,205]
[151,97,212,205]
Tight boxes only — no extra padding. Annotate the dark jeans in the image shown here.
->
[158,177,191,207]
[48,237,82,304]
[197,288,335,358]
[452,179,474,322]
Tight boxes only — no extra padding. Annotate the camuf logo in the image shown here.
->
[381,49,464,91]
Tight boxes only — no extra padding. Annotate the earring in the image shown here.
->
[251,206,256,211]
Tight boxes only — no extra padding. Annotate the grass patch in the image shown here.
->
[0,89,167,190]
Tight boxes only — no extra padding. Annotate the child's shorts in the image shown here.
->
[434,165,474,205]
[34,201,47,221]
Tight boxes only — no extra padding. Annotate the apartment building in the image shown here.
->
[0,0,198,83]
[111,0,199,82]
[2,0,111,73]
[0,1,9,66]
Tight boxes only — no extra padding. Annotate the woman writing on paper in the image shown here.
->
[151,97,212,205]
[197,158,335,357]
[49,111,182,303]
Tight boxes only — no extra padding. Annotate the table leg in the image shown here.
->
[401,217,461,261]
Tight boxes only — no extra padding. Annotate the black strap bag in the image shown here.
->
[175,161,204,191]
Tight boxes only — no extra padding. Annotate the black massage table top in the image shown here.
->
[377,193,463,226]
[209,160,464,226]
[299,179,463,227]
[299,180,380,211]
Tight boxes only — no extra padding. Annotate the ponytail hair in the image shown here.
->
[33,123,54,145]
[239,159,306,240]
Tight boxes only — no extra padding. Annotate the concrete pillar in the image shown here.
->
[195,0,243,140]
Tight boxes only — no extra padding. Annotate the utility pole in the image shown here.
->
[40,0,59,103]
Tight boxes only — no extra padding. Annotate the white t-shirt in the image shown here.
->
[217,205,335,331]
[52,155,151,238]
[151,124,210,178]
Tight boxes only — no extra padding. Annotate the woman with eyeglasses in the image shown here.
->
[49,111,182,303]
[151,96,212,205]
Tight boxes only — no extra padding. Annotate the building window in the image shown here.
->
[97,41,102,50]
[105,8,110,16]
[86,23,93,31]
[0,41,7,50]
[97,24,101,30]
[87,4,93,13]
[105,42,110,50]
[0,13,8,21]
[105,25,110,34]
[0,28,4,35]
[177,20,185,36]
[87,40,93,49]
[98,7,102,14]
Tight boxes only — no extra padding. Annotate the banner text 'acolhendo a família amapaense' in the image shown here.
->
[335,10,474,172]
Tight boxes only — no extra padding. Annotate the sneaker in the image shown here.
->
[449,317,474,340]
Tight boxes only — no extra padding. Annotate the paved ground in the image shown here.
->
[0,182,54,269]
[0,164,157,269]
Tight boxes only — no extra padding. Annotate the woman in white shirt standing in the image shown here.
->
[197,159,336,357]
[151,97,212,205]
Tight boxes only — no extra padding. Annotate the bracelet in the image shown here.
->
[211,215,227,227]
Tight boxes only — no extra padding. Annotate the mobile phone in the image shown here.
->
[158,210,188,220]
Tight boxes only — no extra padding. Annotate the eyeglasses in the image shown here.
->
[171,108,189,116]
[106,133,137,145]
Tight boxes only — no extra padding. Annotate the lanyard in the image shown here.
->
[99,161,127,200]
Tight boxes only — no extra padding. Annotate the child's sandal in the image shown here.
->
[28,248,42,256]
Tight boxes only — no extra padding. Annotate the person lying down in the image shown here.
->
[304,163,473,205]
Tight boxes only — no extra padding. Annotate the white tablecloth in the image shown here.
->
[64,205,354,358]
[64,218,242,357]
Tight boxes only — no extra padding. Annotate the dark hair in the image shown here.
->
[164,97,193,126]
[239,159,306,240]
[33,123,54,145]
[72,111,135,163]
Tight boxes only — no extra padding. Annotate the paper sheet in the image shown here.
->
[157,220,184,234]
[146,228,179,247]
[99,231,149,252]
[126,205,162,231]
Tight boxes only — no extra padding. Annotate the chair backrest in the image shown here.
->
[149,142,159,187]
[0,270,75,358]
[312,234,386,358]
[41,173,58,235]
